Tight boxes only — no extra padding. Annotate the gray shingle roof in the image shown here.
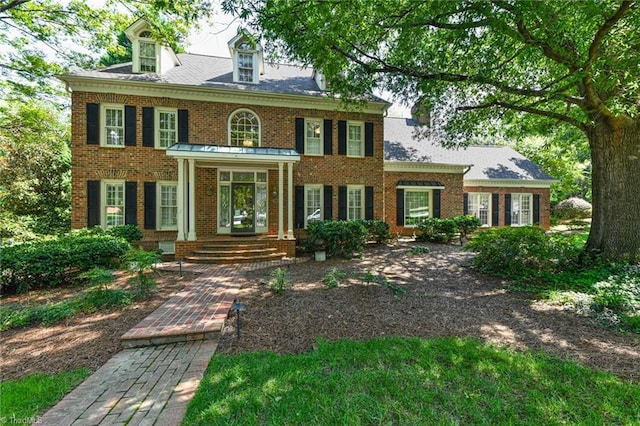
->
[384,117,555,182]
[67,53,386,102]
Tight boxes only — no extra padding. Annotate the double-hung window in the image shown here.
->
[158,183,178,230]
[104,181,125,227]
[305,185,323,226]
[157,109,177,148]
[347,122,364,157]
[511,193,532,226]
[347,185,364,221]
[467,193,491,227]
[102,105,124,147]
[139,40,156,73]
[238,52,254,83]
[404,190,430,227]
[305,119,322,156]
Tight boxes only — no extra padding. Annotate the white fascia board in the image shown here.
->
[59,76,388,114]
[384,161,467,174]
[165,150,300,165]
[463,179,557,188]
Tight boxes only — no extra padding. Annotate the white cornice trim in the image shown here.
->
[463,179,556,188]
[60,76,388,114]
[384,161,466,174]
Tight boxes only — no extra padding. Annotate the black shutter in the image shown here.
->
[365,186,374,220]
[178,109,189,143]
[295,185,304,228]
[324,185,333,220]
[144,182,156,230]
[364,122,374,157]
[505,193,512,226]
[463,193,469,215]
[295,118,305,154]
[323,119,333,155]
[338,186,347,220]
[396,188,405,226]
[338,120,347,155]
[492,193,499,226]
[124,105,136,146]
[86,103,99,145]
[433,189,441,218]
[125,182,137,225]
[142,107,154,147]
[533,194,541,225]
[87,180,100,227]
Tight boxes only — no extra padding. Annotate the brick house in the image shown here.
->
[59,20,555,262]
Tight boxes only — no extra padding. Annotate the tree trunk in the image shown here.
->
[586,116,640,262]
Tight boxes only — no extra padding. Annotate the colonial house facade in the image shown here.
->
[59,20,555,262]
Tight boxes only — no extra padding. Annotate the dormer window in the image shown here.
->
[228,31,264,84]
[124,18,180,75]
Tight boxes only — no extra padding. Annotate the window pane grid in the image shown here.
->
[105,184,124,227]
[348,188,363,220]
[305,120,322,155]
[511,194,532,226]
[160,185,177,228]
[159,111,177,148]
[347,124,363,156]
[405,191,430,227]
[238,53,254,82]
[105,108,124,146]
[139,42,156,72]
[230,111,259,146]
[469,193,490,226]
[305,187,321,224]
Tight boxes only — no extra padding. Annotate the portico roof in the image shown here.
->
[166,144,300,166]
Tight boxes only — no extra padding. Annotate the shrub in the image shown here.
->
[125,248,160,298]
[269,267,290,294]
[0,233,130,293]
[323,267,346,288]
[416,218,458,243]
[554,197,592,220]
[106,225,142,243]
[305,220,368,258]
[359,220,391,244]
[464,226,582,279]
[454,215,482,240]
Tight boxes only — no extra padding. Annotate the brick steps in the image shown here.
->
[184,237,288,264]
[185,251,287,264]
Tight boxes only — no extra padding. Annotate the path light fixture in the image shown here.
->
[232,299,246,339]
[177,259,184,277]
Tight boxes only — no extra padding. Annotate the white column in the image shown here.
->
[187,159,197,241]
[176,158,185,241]
[278,161,284,240]
[287,162,294,238]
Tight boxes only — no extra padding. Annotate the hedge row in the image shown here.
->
[304,220,391,259]
[1,233,131,293]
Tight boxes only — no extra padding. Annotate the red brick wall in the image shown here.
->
[384,171,464,235]
[70,92,384,248]
[463,186,551,229]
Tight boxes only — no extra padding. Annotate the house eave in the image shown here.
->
[463,179,557,188]
[57,75,389,114]
[384,161,468,174]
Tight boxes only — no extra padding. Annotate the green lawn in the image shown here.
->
[0,368,89,421]
[183,337,640,425]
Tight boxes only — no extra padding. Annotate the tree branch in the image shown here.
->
[458,99,585,130]
[582,0,632,119]
[0,0,29,13]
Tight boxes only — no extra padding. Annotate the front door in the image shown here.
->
[231,183,255,233]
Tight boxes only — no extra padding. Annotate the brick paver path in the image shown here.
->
[37,259,295,426]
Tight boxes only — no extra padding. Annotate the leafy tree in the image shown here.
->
[226,0,640,261]
[0,101,71,235]
[0,0,213,100]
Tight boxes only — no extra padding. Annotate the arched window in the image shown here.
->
[229,109,260,147]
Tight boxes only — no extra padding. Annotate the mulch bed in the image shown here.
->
[217,242,640,383]
[0,270,192,381]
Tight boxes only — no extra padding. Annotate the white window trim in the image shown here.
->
[157,181,178,231]
[100,104,125,148]
[346,121,365,158]
[467,192,492,227]
[155,108,178,149]
[228,108,261,147]
[347,185,365,221]
[403,189,432,228]
[304,184,323,228]
[101,180,125,229]
[511,193,533,227]
[304,118,323,156]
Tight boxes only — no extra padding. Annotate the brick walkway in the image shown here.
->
[37,259,295,426]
